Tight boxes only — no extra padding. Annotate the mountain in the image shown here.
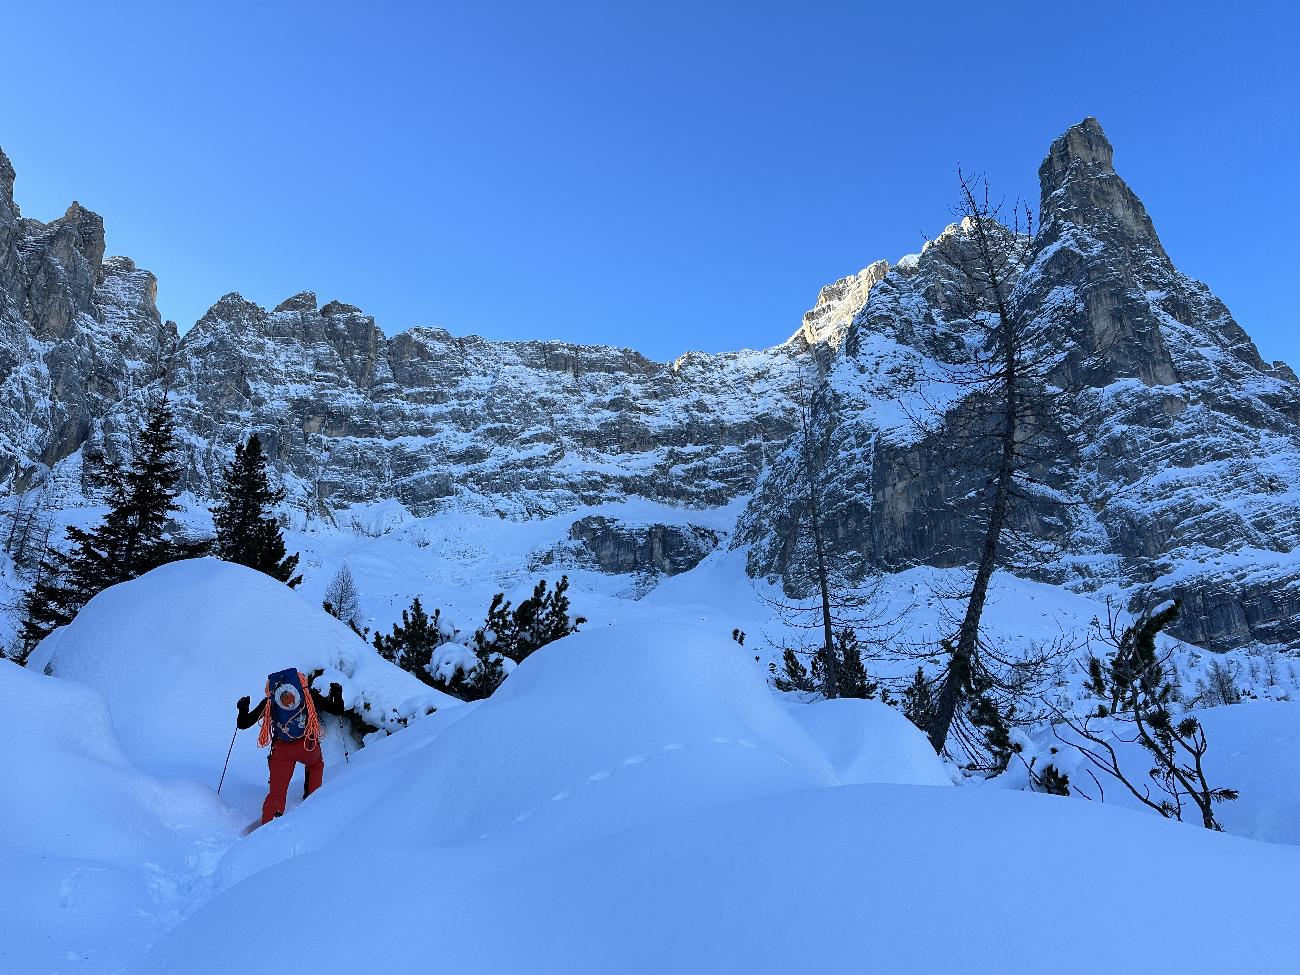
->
[738,118,1300,651]
[0,119,1296,650]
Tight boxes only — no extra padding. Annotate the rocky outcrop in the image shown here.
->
[564,516,719,576]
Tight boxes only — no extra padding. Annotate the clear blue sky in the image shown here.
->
[2,2,1297,364]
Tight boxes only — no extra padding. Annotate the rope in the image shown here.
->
[256,672,322,749]
[216,725,238,796]
[300,671,323,750]
[257,680,272,748]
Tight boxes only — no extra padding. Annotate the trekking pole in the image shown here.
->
[338,714,350,765]
[216,725,238,796]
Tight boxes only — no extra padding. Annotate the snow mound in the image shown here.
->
[787,697,952,787]
[0,661,231,974]
[216,622,840,884]
[26,559,454,807]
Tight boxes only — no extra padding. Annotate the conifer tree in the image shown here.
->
[901,668,935,731]
[833,628,879,699]
[16,552,78,661]
[212,433,301,587]
[373,597,440,672]
[771,648,818,694]
[473,577,586,664]
[18,393,202,652]
[1054,601,1237,829]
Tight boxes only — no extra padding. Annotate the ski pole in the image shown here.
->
[216,724,238,796]
[338,714,351,765]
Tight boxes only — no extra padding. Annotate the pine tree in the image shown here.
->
[16,551,78,661]
[902,668,935,731]
[1058,601,1238,829]
[92,396,191,581]
[19,394,201,651]
[771,648,818,694]
[472,577,586,664]
[834,628,879,699]
[373,597,441,674]
[212,433,301,586]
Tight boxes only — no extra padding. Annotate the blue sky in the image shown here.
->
[2,2,1297,364]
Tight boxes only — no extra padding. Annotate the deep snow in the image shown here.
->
[4,557,1299,973]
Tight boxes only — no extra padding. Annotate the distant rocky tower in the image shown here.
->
[1,120,1297,650]
[739,118,1300,651]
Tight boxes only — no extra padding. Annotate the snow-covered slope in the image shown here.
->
[5,535,1299,974]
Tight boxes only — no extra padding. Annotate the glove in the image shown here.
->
[237,695,250,715]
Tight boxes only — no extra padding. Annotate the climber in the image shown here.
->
[237,668,346,825]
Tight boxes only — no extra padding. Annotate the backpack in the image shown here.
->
[258,668,322,747]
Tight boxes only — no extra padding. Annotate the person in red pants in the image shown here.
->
[237,669,346,825]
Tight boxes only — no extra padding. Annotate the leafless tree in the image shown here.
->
[903,170,1090,758]
[762,371,904,698]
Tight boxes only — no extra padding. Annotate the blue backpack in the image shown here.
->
[266,669,317,743]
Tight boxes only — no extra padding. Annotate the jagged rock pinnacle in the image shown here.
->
[1038,117,1168,260]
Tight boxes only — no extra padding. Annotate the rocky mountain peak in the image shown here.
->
[273,291,318,314]
[1038,117,1167,260]
[792,260,889,350]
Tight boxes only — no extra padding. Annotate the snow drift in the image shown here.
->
[0,661,231,974]
[141,622,1300,975]
[27,558,455,809]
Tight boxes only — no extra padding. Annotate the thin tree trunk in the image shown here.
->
[927,272,1018,754]
[809,470,838,698]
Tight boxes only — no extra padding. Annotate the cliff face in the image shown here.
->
[1,120,1296,650]
[738,118,1300,651]
[0,148,170,497]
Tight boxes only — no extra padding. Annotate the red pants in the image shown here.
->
[262,737,324,824]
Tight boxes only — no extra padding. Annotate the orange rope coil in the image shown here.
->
[258,671,322,750]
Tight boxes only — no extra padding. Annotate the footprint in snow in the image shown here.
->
[622,755,647,766]
[588,769,612,782]
[550,790,572,802]
[662,743,686,752]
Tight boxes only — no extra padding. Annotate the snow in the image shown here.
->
[27,559,456,808]
[0,660,231,974]
[5,558,1300,973]
[138,624,1300,975]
